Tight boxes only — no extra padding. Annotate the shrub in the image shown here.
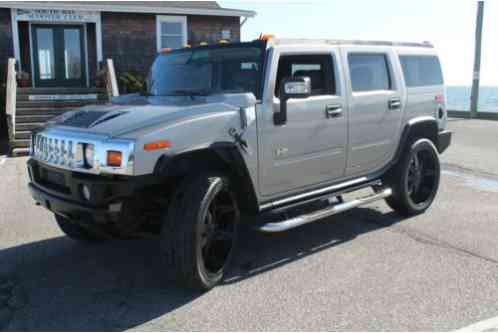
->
[118,72,146,94]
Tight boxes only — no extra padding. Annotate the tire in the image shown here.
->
[384,138,441,216]
[55,214,106,242]
[160,172,240,291]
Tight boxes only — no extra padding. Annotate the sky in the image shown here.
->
[220,0,498,86]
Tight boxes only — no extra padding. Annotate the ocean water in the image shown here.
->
[446,86,498,112]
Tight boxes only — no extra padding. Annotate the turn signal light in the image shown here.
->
[107,151,122,167]
[144,140,172,151]
[160,48,172,53]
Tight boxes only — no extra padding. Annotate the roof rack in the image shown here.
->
[270,38,434,48]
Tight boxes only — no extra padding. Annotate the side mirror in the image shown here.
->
[274,76,311,125]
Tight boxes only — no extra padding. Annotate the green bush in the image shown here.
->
[118,72,146,94]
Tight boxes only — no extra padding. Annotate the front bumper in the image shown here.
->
[437,130,452,153]
[27,158,155,223]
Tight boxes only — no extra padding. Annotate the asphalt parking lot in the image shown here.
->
[1,119,498,331]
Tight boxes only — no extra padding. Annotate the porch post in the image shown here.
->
[10,9,21,70]
[96,12,103,67]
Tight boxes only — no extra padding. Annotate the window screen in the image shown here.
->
[400,55,444,87]
[158,17,186,50]
[348,54,392,92]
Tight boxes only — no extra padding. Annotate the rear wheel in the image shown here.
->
[385,139,441,216]
[160,172,240,291]
[55,214,106,242]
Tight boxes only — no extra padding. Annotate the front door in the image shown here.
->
[258,49,348,197]
[32,25,86,87]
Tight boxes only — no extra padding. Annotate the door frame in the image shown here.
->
[29,22,89,88]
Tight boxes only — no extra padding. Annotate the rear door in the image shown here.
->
[258,47,348,197]
[342,47,404,176]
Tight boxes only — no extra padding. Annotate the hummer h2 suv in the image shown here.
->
[27,38,452,290]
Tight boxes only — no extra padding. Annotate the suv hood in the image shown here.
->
[48,93,256,138]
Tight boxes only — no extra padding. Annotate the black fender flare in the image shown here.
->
[153,142,259,215]
[393,116,440,165]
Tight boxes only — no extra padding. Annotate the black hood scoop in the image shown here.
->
[59,110,129,128]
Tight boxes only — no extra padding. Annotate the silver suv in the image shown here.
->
[27,38,452,290]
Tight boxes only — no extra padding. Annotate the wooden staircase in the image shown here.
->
[5,57,120,156]
[11,87,109,154]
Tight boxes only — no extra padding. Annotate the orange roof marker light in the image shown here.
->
[259,34,275,41]
[160,48,172,53]
[144,140,172,151]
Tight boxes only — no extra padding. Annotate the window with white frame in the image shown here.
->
[156,15,187,51]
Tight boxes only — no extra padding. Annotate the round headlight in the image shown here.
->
[84,144,95,167]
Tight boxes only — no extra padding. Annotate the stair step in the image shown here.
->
[10,139,31,149]
[16,107,74,116]
[15,114,55,123]
[11,147,30,156]
[16,93,108,102]
[14,131,32,140]
[16,123,44,131]
[17,87,107,95]
[16,100,107,108]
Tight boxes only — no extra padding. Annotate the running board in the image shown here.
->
[258,188,392,233]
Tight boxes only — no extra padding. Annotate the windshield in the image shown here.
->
[147,43,265,99]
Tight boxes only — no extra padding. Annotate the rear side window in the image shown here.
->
[348,54,392,92]
[399,55,444,87]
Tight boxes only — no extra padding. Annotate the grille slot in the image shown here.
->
[34,133,78,168]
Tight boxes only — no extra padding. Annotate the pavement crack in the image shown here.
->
[359,215,498,267]
[442,163,498,180]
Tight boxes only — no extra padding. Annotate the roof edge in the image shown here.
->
[0,2,257,18]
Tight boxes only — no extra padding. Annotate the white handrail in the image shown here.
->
[5,58,17,137]
[105,59,119,98]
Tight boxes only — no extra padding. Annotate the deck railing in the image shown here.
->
[105,59,119,99]
[5,58,17,138]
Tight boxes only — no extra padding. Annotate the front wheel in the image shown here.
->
[384,138,441,216]
[160,172,240,291]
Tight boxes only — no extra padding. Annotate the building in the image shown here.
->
[0,1,255,88]
[0,1,255,152]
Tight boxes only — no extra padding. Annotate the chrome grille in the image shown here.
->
[33,133,78,168]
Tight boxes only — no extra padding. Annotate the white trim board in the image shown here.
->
[0,2,256,18]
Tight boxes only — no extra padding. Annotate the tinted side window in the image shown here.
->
[348,54,392,92]
[275,54,335,96]
[400,55,444,87]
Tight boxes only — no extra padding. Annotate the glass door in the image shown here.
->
[32,25,86,87]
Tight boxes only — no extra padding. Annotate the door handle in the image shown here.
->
[325,104,343,118]
[388,98,402,110]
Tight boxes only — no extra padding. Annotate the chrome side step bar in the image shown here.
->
[258,188,392,233]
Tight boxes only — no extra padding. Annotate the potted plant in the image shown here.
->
[118,72,146,94]
[16,70,30,87]
[94,67,107,88]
